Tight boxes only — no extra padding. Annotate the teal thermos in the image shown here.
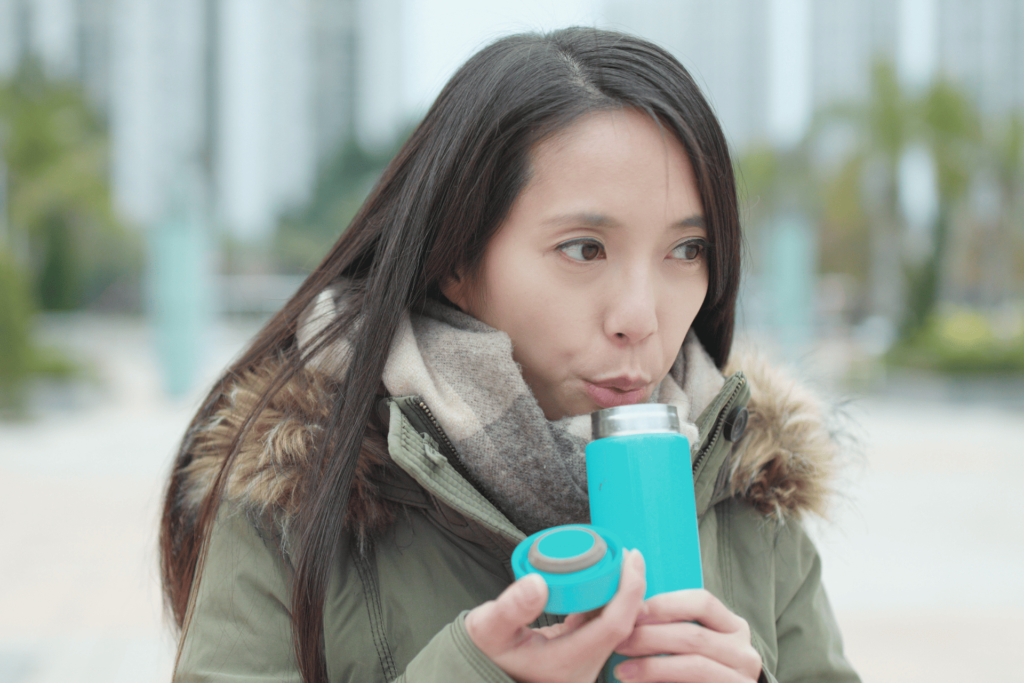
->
[509,403,703,683]
[586,404,703,682]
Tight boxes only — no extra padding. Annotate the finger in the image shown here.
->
[571,549,647,650]
[614,654,753,683]
[615,622,763,674]
[561,607,602,631]
[637,589,749,635]
[532,605,604,641]
[535,588,625,641]
[533,621,574,639]
[465,573,548,655]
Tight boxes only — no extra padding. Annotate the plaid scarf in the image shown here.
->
[298,290,724,534]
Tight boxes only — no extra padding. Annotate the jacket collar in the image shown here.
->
[386,398,524,549]
[379,374,752,555]
[179,346,840,553]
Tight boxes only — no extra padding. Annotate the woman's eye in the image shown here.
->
[671,239,707,261]
[559,239,604,262]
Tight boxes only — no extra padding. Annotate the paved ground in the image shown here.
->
[1,315,1022,682]
[809,396,1024,681]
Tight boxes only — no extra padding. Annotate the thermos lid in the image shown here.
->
[527,527,608,574]
[511,524,624,614]
[591,404,680,440]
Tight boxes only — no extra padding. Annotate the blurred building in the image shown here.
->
[313,0,359,165]
[110,0,210,228]
[0,0,376,240]
[939,0,1024,117]
[602,0,774,149]
[602,0,1024,147]
[815,0,1024,119]
[217,0,312,238]
[812,0,899,108]
[354,0,404,151]
[4,0,1024,238]
[0,0,113,112]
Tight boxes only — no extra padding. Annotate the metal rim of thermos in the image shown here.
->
[591,404,681,440]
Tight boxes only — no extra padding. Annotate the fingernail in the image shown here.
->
[631,549,646,575]
[614,660,638,681]
[521,573,545,602]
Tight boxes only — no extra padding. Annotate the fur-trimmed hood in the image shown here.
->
[179,348,841,547]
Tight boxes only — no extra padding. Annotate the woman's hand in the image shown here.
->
[466,549,648,683]
[612,589,763,682]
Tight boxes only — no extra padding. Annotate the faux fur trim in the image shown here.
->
[180,359,395,547]
[723,348,838,521]
[179,349,841,539]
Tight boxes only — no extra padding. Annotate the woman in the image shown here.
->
[161,28,860,683]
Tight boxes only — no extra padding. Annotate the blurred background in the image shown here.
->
[1,0,1022,681]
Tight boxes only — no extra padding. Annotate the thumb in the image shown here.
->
[466,574,548,656]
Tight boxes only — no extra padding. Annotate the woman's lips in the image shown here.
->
[584,381,650,409]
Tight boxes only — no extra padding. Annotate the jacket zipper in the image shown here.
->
[412,399,504,511]
[691,375,746,475]
[414,399,459,457]
[412,378,745,518]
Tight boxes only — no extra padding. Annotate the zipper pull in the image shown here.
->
[422,435,446,468]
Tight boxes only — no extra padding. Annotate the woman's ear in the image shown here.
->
[440,272,471,313]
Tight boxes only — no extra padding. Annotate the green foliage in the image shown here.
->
[736,143,819,220]
[0,249,33,413]
[735,145,781,218]
[809,60,995,343]
[866,61,912,163]
[0,248,81,416]
[0,58,141,311]
[888,308,1024,375]
[37,210,78,309]
[896,80,980,341]
[922,79,981,199]
[272,132,411,273]
[738,58,1024,375]
[899,208,949,341]
[992,114,1024,189]
[0,59,124,415]
[818,155,871,281]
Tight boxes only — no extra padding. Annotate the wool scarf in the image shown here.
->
[297,288,725,534]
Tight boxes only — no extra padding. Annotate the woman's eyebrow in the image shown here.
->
[543,213,706,229]
[543,212,619,228]
[674,215,706,230]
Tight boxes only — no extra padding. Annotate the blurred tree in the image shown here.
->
[818,147,871,294]
[0,58,141,311]
[983,114,1024,307]
[272,129,411,274]
[735,143,820,255]
[0,248,33,413]
[0,58,133,415]
[901,79,980,339]
[37,210,78,309]
[814,61,980,342]
[814,62,914,332]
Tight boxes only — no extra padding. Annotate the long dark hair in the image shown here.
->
[161,27,741,682]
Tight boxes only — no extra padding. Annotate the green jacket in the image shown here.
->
[174,353,860,683]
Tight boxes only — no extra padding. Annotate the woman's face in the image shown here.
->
[444,108,709,420]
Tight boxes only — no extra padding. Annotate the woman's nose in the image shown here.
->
[603,269,658,344]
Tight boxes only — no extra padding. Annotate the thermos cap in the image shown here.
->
[591,404,681,440]
[528,527,608,574]
[511,524,624,614]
